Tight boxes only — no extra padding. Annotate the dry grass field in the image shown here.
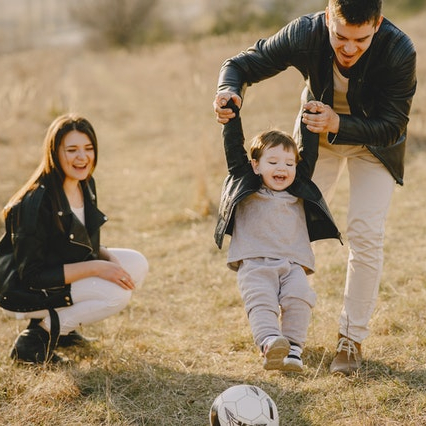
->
[0,10,426,426]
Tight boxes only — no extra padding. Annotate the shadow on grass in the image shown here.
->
[66,358,315,426]
[9,342,425,425]
[304,343,426,396]
[305,343,426,386]
[357,358,426,390]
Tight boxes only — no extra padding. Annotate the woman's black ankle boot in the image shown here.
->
[10,326,61,364]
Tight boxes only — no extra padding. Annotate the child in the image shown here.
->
[215,101,341,372]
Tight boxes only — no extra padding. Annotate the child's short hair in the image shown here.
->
[250,129,300,162]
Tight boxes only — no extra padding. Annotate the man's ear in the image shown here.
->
[374,15,384,32]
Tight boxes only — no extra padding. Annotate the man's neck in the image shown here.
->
[335,60,350,78]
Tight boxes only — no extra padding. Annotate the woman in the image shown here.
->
[0,113,148,364]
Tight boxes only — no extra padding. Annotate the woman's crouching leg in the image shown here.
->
[45,278,134,335]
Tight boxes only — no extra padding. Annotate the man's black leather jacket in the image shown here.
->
[214,103,342,249]
[217,12,417,185]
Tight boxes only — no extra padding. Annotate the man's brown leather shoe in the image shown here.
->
[330,334,362,375]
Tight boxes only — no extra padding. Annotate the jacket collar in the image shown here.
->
[56,178,108,234]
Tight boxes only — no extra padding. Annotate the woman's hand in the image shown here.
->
[64,259,135,290]
[94,260,135,290]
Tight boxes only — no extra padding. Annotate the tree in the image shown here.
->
[70,0,157,47]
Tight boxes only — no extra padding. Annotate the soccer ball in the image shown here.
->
[209,384,279,426]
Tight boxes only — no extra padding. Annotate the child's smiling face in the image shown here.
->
[251,144,297,191]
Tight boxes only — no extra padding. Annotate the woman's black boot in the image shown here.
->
[10,326,62,364]
[10,309,61,364]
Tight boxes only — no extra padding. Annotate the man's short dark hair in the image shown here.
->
[329,0,382,26]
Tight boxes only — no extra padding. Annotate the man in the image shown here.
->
[213,0,416,375]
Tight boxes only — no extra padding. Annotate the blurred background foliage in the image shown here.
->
[70,0,426,48]
[0,0,425,51]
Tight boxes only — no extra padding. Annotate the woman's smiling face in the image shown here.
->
[58,130,95,185]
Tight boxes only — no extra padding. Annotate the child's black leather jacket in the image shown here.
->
[214,104,342,249]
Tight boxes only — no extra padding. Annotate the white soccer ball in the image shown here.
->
[209,384,279,426]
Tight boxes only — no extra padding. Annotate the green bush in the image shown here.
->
[70,0,159,48]
[210,0,426,36]
[211,0,298,35]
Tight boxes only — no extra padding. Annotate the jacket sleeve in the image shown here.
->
[294,112,320,179]
[13,191,66,290]
[218,32,291,99]
[222,101,252,176]
[216,15,317,98]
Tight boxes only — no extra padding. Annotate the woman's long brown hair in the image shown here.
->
[3,113,98,222]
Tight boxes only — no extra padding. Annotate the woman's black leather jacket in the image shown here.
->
[217,12,417,185]
[214,104,342,249]
[0,175,107,311]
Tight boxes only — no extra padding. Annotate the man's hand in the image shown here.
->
[213,91,242,123]
[302,101,340,134]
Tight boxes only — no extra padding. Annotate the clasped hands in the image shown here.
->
[213,91,339,135]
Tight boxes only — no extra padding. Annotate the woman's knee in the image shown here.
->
[109,248,149,286]
[132,251,149,286]
[106,285,133,311]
